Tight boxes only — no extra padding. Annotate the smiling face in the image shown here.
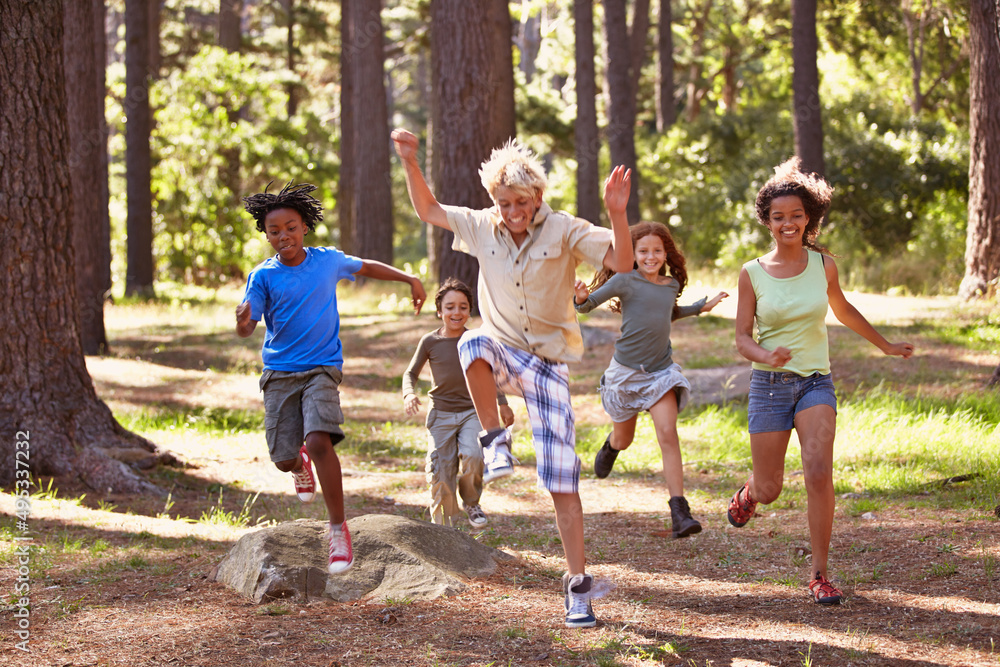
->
[633,233,667,281]
[437,289,471,337]
[493,185,542,244]
[767,195,808,247]
[264,207,308,266]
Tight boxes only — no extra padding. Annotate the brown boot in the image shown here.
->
[669,495,702,538]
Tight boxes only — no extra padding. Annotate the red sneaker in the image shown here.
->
[291,445,316,503]
[328,521,354,574]
[808,573,843,605]
[727,480,757,527]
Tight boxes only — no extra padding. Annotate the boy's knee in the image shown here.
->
[305,432,333,458]
[274,458,297,473]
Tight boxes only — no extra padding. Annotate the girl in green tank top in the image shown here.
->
[730,158,914,606]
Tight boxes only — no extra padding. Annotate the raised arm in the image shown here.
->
[391,128,449,229]
[825,257,914,358]
[355,259,427,314]
[601,166,634,273]
[735,268,792,368]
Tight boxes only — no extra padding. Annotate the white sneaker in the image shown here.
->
[479,428,518,484]
[562,573,597,628]
[465,504,488,528]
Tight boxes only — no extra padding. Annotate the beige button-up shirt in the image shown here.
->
[444,202,612,363]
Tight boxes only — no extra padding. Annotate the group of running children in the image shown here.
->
[236,129,914,629]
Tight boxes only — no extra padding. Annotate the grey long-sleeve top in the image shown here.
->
[575,271,706,373]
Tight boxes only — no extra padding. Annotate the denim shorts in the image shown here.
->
[747,370,837,434]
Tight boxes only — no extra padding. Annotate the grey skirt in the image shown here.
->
[598,357,691,423]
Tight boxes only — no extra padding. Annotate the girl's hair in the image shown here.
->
[243,181,324,233]
[587,221,688,318]
[434,277,474,315]
[754,158,834,254]
[479,138,548,201]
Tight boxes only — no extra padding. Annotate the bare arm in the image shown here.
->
[735,268,792,368]
[701,291,729,313]
[601,166,634,272]
[825,258,914,358]
[391,128,449,229]
[235,301,257,338]
[355,260,428,314]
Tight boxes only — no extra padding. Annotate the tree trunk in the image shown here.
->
[603,0,647,224]
[64,0,110,356]
[656,0,675,131]
[685,0,712,123]
[574,0,601,225]
[342,0,394,266]
[218,0,242,52]
[283,0,298,118]
[429,0,516,293]
[959,0,1000,301]
[517,1,541,82]
[95,0,112,315]
[124,0,155,297]
[791,0,825,176]
[339,0,355,255]
[0,0,165,494]
[148,0,161,78]
[219,0,243,256]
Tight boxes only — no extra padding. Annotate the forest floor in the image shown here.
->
[1,285,998,667]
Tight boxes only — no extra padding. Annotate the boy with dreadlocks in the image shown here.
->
[392,128,633,628]
[237,182,427,574]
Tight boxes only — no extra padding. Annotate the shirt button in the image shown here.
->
[516,282,520,287]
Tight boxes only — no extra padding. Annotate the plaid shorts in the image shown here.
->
[458,329,579,494]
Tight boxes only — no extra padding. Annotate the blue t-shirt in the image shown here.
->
[243,246,364,371]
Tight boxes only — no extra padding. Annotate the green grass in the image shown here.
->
[116,406,265,434]
[566,386,999,514]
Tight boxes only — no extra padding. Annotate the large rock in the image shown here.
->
[214,514,513,604]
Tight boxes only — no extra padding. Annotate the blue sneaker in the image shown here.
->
[479,428,518,484]
[562,573,597,628]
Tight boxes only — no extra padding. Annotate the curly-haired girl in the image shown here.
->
[574,221,727,538]
[730,159,913,605]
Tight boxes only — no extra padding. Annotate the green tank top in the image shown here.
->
[744,250,830,376]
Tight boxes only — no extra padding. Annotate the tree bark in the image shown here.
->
[64,0,110,356]
[959,0,1000,301]
[684,0,712,123]
[148,0,161,78]
[219,0,243,251]
[124,0,155,297]
[95,0,112,315]
[603,0,647,224]
[0,0,165,493]
[282,0,298,118]
[339,0,355,255]
[342,0,394,266]
[574,0,601,225]
[218,0,242,53]
[429,0,516,292]
[791,0,825,176]
[517,1,541,82]
[656,0,675,131]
